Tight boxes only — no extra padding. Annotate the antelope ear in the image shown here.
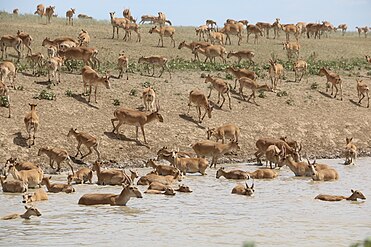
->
[351,189,354,193]
[49,176,52,179]
[25,205,29,210]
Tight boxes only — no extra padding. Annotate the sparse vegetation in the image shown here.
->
[34,89,56,100]
[0,96,9,107]
[113,99,121,106]
[65,90,73,97]
[129,88,138,96]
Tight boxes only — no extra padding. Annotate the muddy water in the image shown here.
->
[0,158,370,247]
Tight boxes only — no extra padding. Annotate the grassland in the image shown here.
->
[0,12,370,170]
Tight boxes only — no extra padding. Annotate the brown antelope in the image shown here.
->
[272,18,282,39]
[192,140,240,168]
[81,65,111,103]
[246,24,263,44]
[296,22,307,37]
[41,176,75,193]
[34,4,44,19]
[207,30,225,45]
[45,6,55,24]
[26,53,44,76]
[318,67,343,100]
[232,182,254,196]
[7,164,43,188]
[0,175,27,193]
[111,103,163,144]
[117,51,129,80]
[22,188,48,203]
[138,56,171,78]
[247,169,278,179]
[4,157,39,171]
[47,56,64,85]
[238,77,272,105]
[13,8,19,15]
[204,75,232,109]
[178,40,211,61]
[255,138,301,164]
[149,26,176,47]
[78,185,142,206]
[175,184,193,193]
[216,167,249,179]
[38,147,74,173]
[307,158,339,181]
[0,80,10,118]
[142,87,156,112]
[78,29,90,47]
[156,147,194,165]
[67,128,101,160]
[226,67,257,90]
[337,24,347,36]
[356,79,369,108]
[1,206,41,220]
[315,190,366,202]
[282,41,300,60]
[282,24,299,42]
[265,145,285,169]
[0,35,22,62]
[207,123,240,144]
[139,15,158,24]
[123,8,135,23]
[145,187,176,195]
[192,44,227,63]
[24,103,39,148]
[78,14,93,19]
[145,159,181,176]
[92,161,132,186]
[137,172,181,186]
[172,152,209,175]
[121,22,141,42]
[66,8,75,26]
[269,59,284,90]
[196,25,209,41]
[365,55,371,64]
[58,47,100,70]
[147,181,169,191]
[293,59,307,82]
[17,30,33,57]
[280,154,330,177]
[67,167,93,184]
[187,89,214,123]
[109,12,130,39]
[220,23,243,45]
[206,19,218,31]
[356,26,369,38]
[344,137,357,165]
[42,37,79,48]
[256,22,272,38]
[0,61,16,87]
[279,136,302,152]
[306,23,322,39]
[227,50,255,64]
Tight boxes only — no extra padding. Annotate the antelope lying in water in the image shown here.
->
[315,190,366,202]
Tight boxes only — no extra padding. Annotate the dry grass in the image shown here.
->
[0,12,371,169]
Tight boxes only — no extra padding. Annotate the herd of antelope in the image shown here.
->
[0,5,368,219]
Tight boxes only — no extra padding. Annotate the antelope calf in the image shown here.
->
[280,154,329,177]
[238,77,272,105]
[38,146,74,173]
[41,176,75,193]
[145,187,176,195]
[172,152,209,175]
[92,161,132,186]
[293,59,307,82]
[282,41,300,59]
[246,24,263,44]
[356,79,369,108]
[67,167,93,184]
[226,66,257,90]
[47,56,64,85]
[196,25,209,41]
[319,67,343,100]
[207,31,225,45]
[192,140,240,168]
[0,175,27,193]
[121,22,141,42]
[344,137,357,165]
[149,26,176,47]
[45,6,55,24]
[58,47,100,69]
[7,164,43,188]
[1,206,41,220]
[315,190,366,202]
[24,103,39,148]
[5,157,39,171]
[204,75,232,109]
[269,59,284,90]
[137,173,181,186]
[356,26,369,38]
[178,40,211,61]
[265,145,285,169]
[42,37,79,48]
[0,61,16,87]
[81,65,111,103]
[232,183,254,196]
[337,24,347,36]
[78,14,93,19]
[207,123,240,144]
[145,159,181,176]
[192,44,227,63]
[220,22,243,45]
[175,184,193,193]
[67,128,101,160]
[227,50,255,64]
[142,87,156,112]
[34,4,45,19]
[0,35,22,62]
[307,159,339,181]
[187,89,214,123]
[66,8,75,26]
[255,138,301,164]
[0,80,10,118]
[117,51,129,80]
[26,52,44,76]
[17,30,33,57]
[247,168,278,179]
[138,56,171,78]
[216,167,249,179]
[22,188,48,203]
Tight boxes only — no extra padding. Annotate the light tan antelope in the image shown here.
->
[318,67,343,100]
[216,167,249,179]
[204,75,232,109]
[5,157,39,171]
[149,26,175,47]
[175,184,193,193]
[280,154,329,177]
[111,104,164,144]
[192,140,240,168]
[142,87,156,112]
[81,65,111,103]
[38,146,74,173]
[178,40,211,61]
[255,138,301,164]
[344,137,357,165]
[138,56,171,78]
[256,22,272,38]
[232,182,254,196]
[246,24,263,44]
[315,190,366,202]
[46,56,64,85]
[67,128,101,160]
[192,44,227,63]
[139,15,158,24]
[282,41,300,60]
[0,80,10,118]
[66,8,75,26]
[7,164,43,188]
[41,176,75,193]
[121,22,141,42]
[293,59,307,82]
[145,187,176,195]
[59,40,77,51]
[34,4,44,18]
[67,167,93,184]
[206,19,218,31]
[45,6,55,24]
[0,61,16,87]
[147,181,168,191]
[282,24,299,42]
[47,45,60,57]
[137,173,181,186]
[272,18,282,39]
[22,188,48,203]
[0,175,27,193]
[207,123,240,144]
[92,161,132,186]
[227,50,255,64]
[356,79,369,108]
[226,66,257,90]
[78,29,90,47]
[356,26,369,38]
[220,23,243,45]
[296,22,307,37]
[265,145,285,169]
[196,25,209,41]
[187,89,214,123]
[78,14,93,20]
[307,158,339,181]
[24,103,39,148]
[238,77,272,105]
[16,30,33,57]
[0,35,22,62]
[337,24,347,36]
[117,51,129,80]
[1,206,41,220]
[26,52,44,76]
[247,169,278,179]
[207,31,225,45]
[42,37,79,48]
[269,59,284,90]
[172,152,208,175]
[109,12,130,39]
[145,159,181,176]
[58,47,100,69]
